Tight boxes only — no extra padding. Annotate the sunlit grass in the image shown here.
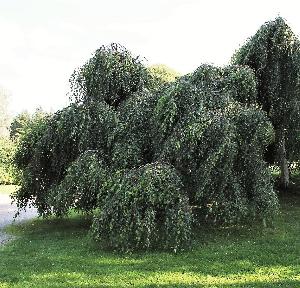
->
[0,190,299,287]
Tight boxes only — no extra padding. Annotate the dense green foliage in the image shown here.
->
[9,108,50,140]
[92,163,192,251]
[70,43,149,107]
[0,137,15,184]
[112,89,157,169]
[1,109,51,186]
[155,65,277,223]
[49,152,107,216]
[233,17,300,187]
[13,42,280,251]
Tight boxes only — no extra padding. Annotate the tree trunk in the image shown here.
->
[277,128,289,189]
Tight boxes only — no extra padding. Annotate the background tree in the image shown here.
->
[232,17,300,189]
[148,64,180,90]
[0,137,15,184]
[10,107,50,140]
[9,111,31,140]
[0,86,15,184]
[0,86,10,137]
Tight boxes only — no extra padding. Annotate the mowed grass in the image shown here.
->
[0,190,299,287]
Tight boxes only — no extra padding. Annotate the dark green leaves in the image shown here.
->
[70,43,150,108]
[92,163,192,251]
[233,16,300,186]
[155,67,277,224]
[13,42,280,251]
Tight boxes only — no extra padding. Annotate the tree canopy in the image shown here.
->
[232,17,300,188]
[13,41,280,251]
[70,43,149,108]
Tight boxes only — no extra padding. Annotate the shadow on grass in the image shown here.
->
[0,195,299,287]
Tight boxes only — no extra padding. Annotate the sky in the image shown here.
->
[1,0,300,115]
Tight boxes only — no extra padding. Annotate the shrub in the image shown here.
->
[92,163,192,251]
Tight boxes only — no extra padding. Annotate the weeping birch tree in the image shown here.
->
[14,43,279,251]
[232,17,300,189]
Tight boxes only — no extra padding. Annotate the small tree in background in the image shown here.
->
[0,87,10,137]
[148,64,180,90]
[232,17,300,189]
[10,108,51,140]
[9,111,31,140]
[0,87,15,184]
[0,137,15,184]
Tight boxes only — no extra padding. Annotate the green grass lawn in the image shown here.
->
[0,192,299,287]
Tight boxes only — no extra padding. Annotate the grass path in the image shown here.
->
[0,193,299,287]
